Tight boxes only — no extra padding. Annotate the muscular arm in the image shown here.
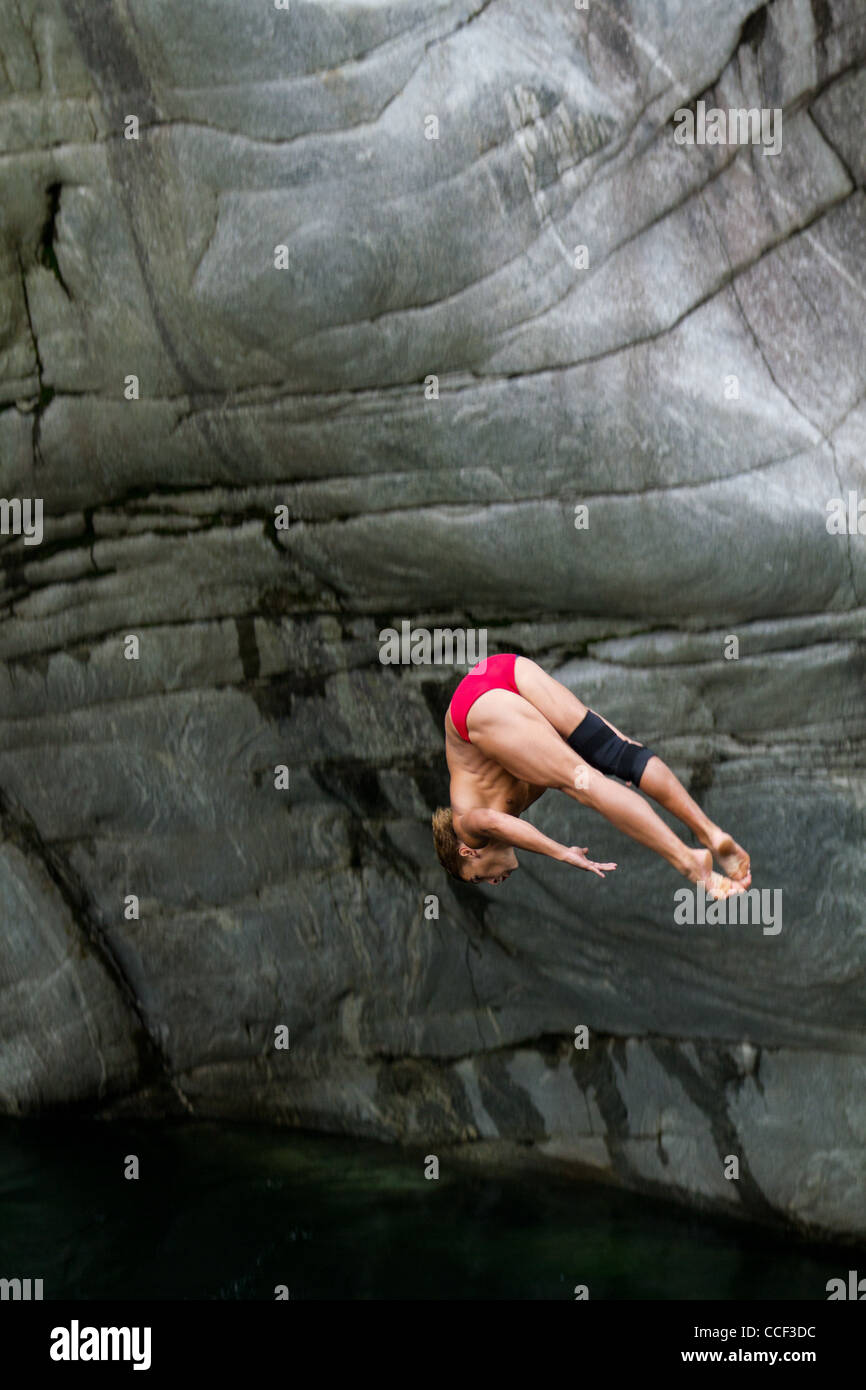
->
[459,808,566,861]
[457,808,618,879]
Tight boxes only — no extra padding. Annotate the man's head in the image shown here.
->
[431,807,519,885]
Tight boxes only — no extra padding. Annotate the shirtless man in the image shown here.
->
[432,653,750,898]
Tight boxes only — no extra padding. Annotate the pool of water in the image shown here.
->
[0,1119,858,1300]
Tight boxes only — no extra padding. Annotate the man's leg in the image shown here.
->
[513,657,750,884]
[466,689,737,891]
[637,758,750,884]
[512,656,591,734]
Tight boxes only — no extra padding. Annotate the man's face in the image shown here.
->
[459,843,519,886]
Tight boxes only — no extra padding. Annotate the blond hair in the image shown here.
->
[431,807,464,880]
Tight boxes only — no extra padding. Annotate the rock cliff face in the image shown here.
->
[1,0,864,1241]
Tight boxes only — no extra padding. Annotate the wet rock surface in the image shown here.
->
[1,1,864,1240]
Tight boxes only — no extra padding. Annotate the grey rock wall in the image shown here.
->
[1,0,864,1242]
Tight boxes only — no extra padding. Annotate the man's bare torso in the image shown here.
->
[445,709,544,847]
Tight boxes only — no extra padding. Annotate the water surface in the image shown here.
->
[0,1120,857,1300]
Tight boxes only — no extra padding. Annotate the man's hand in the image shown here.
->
[559,846,617,878]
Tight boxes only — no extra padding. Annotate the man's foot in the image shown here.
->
[703,870,747,901]
[709,831,751,887]
[687,848,746,899]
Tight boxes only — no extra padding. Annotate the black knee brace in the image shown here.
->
[566,710,655,786]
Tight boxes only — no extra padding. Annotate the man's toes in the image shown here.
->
[705,871,746,900]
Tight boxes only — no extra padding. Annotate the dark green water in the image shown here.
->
[0,1120,858,1300]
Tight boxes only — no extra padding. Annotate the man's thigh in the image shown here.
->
[466,689,577,788]
[513,657,588,737]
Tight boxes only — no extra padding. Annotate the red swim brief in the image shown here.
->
[448,653,520,742]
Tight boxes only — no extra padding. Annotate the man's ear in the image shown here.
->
[457,843,478,859]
